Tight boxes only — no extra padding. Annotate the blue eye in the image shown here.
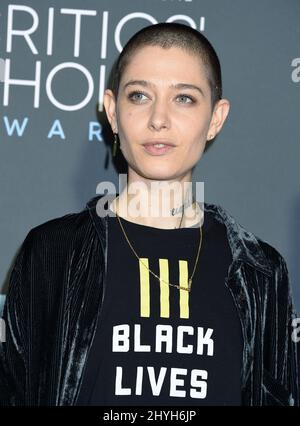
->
[176,94,195,104]
[128,91,148,102]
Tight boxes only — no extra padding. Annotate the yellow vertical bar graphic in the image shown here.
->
[159,259,170,318]
[139,258,150,317]
[179,260,189,319]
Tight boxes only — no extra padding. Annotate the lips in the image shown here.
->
[142,142,176,156]
[143,141,176,147]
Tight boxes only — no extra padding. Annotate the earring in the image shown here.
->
[208,134,214,140]
[112,132,118,157]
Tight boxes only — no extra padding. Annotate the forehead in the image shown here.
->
[120,45,209,87]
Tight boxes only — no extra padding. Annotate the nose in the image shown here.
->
[148,98,170,131]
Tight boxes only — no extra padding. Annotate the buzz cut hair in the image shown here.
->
[111,22,223,110]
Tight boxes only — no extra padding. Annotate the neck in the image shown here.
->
[109,174,202,229]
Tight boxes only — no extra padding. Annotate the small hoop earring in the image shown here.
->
[112,133,119,157]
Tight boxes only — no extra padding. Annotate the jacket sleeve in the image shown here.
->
[0,230,34,406]
[276,253,299,406]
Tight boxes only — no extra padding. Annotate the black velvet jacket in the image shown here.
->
[0,195,298,406]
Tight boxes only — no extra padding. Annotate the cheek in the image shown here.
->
[118,112,133,136]
[118,113,143,153]
[176,110,209,132]
[120,110,136,127]
[179,121,207,146]
[121,112,146,143]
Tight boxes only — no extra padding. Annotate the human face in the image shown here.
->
[104,45,229,183]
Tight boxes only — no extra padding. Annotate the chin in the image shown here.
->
[138,168,181,182]
[128,158,184,181]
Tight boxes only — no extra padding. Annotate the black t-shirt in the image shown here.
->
[75,209,243,406]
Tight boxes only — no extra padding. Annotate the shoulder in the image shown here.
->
[256,237,290,291]
[19,204,93,261]
[256,238,287,270]
[204,201,288,276]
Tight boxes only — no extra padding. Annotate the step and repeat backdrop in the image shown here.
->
[0,0,299,314]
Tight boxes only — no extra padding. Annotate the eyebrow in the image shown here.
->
[123,79,205,97]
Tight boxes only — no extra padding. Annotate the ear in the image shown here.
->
[103,89,118,133]
[207,98,230,140]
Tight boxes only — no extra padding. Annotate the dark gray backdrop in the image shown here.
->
[0,0,299,311]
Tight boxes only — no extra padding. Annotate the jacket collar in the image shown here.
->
[203,202,273,277]
[86,195,273,277]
